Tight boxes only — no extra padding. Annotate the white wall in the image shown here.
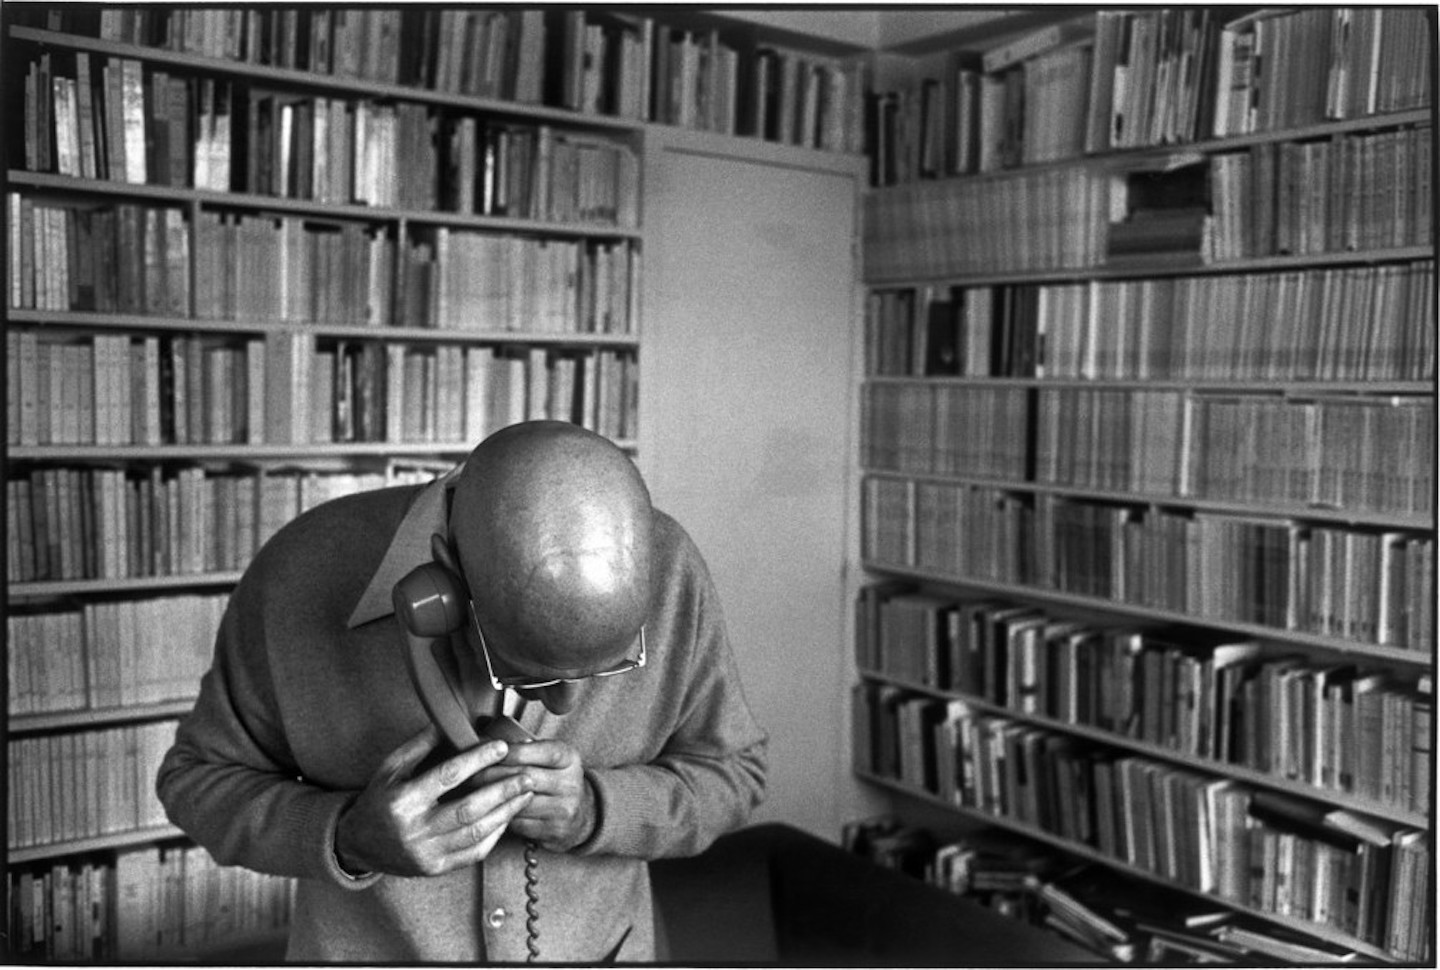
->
[709,8,879,49]
[709,8,1022,52]
[638,129,874,840]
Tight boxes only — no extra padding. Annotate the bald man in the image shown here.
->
[157,422,768,962]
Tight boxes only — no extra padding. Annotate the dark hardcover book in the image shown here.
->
[875,685,907,779]
[866,90,896,186]
[1005,285,1040,377]
[158,335,177,444]
[917,76,942,179]
[997,66,1024,169]
[989,284,1013,376]
[852,682,877,775]
[922,293,962,376]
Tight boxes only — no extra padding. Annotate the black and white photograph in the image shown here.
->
[2,3,1435,965]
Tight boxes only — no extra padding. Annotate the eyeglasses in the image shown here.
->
[469,599,646,691]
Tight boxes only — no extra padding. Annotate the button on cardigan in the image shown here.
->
[156,474,768,962]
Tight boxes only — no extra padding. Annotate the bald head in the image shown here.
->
[450,421,653,673]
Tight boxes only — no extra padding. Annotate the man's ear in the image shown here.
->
[431,532,461,576]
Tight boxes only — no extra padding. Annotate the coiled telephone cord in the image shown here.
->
[523,839,540,962]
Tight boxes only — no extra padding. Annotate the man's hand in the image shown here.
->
[335,724,535,877]
[480,740,595,853]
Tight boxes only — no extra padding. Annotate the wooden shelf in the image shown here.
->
[859,468,1435,531]
[8,170,642,239]
[858,668,1429,828]
[867,107,1432,193]
[862,375,1433,395]
[10,699,196,733]
[9,573,243,598]
[856,769,1400,964]
[8,25,646,134]
[9,824,186,865]
[856,11,1433,965]
[7,308,643,347]
[864,244,1435,288]
[861,561,1435,666]
[7,441,466,460]
[7,440,636,461]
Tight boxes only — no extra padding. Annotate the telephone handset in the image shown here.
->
[392,534,535,754]
[393,534,541,961]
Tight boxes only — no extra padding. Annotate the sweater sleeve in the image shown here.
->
[155,584,380,890]
[574,524,768,860]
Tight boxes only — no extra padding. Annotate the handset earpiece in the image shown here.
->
[393,560,483,752]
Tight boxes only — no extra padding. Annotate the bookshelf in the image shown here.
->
[854,7,1434,964]
[5,4,872,960]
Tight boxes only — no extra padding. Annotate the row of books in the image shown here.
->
[21,56,238,192]
[854,690,1430,957]
[1032,497,1433,646]
[10,595,223,715]
[854,815,1421,964]
[864,478,1029,588]
[937,839,1223,963]
[862,477,1435,651]
[262,336,639,447]
[1038,389,1434,516]
[861,381,1435,517]
[1032,388,1186,497]
[857,584,1432,814]
[866,8,1429,185]
[17,51,642,226]
[1210,8,1431,138]
[24,8,867,154]
[7,844,293,961]
[1102,8,1429,149]
[412,231,635,336]
[96,8,542,101]
[645,26,865,152]
[10,198,640,336]
[865,283,1042,380]
[6,331,638,448]
[1207,129,1432,262]
[1180,393,1432,516]
[864,136,1428,283]
[845,818,1126,962]
[867,262,1436,382]
[9,199,190,316]
[8,718,176,850]
[870,262,1436,381]
[193,213,637,334]
[863,166,1110,280]
[7,467,406,586]
[868,20,1095,185]
[861,383,1030,481]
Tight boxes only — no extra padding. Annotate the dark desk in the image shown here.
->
[650,822,1106,966]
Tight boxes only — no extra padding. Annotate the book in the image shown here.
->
[1212,922,1359,963]
[982,17,1096,75]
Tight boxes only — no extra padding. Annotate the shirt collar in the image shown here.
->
[347,463,465,630]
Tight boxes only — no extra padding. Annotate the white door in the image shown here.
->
[638,128,865,839]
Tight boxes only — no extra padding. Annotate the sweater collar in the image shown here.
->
[346,463,464,630]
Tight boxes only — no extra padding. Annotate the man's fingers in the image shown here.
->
[447,773,535,831]
[498,739,570,769]
[378,724,442,782]
[436,789,534,863]
[423,740,511,799]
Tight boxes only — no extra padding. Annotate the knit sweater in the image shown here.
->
[155,474,768,962]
